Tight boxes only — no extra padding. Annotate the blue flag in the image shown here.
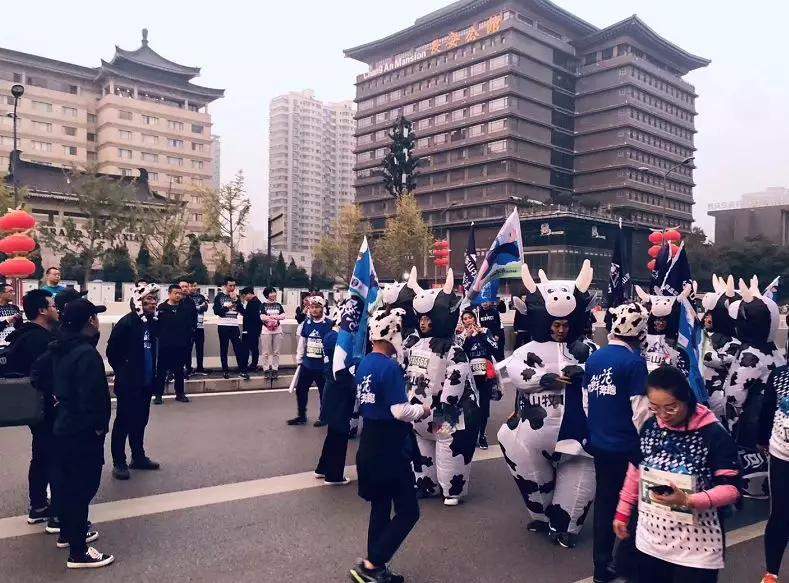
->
[332,237,378,376]
[467,210,523,302]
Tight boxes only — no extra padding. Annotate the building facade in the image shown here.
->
[211,134,221,191]
[0,29,224,234]
[709,187,789,246]
[345,0,708,273]
[268,90,355,256]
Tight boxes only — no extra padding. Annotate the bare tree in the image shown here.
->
[313,203,369,285]
[203,171,250,269]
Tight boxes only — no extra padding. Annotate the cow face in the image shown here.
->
[407,267,461,338]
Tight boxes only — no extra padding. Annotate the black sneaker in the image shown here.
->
[57,530,99,548]
[175,395,190,403]
[130,457,160,470]
[478,434,489,449]
[592,568,617,583]
[27,505,51,524]
[313,419,326,428]
[66,547,114,569]
[239,372,250,381]
[349,560,399,582]
[287,416,307,426]
[153,396,163,405]
[112,465,130,480]
[552,531,577,549]
[45,517,61,534]
[223,372,230,379]
[527,520,550,534]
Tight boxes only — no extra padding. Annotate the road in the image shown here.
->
[0,387,778,582]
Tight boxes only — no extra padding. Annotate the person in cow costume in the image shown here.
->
[496,260,597,548]
[398,267,480,506]
[695,275,741,417]
[634,285,691,375]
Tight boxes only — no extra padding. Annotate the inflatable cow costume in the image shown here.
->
[635,285,691,375]
[398,267,480,506]
[496,260,597,547]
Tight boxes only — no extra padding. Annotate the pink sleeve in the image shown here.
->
[615,463,640,522]
[688,470,740,510]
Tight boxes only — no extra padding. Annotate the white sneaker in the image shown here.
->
[313,471,325,479]
[57,530,99,548]
[66,546,115,569]
[324,477,350,486]
[443,497,461,506]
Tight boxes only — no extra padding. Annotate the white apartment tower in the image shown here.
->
[268,90,354,258]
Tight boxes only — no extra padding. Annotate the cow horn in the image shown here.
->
[725,275,735,298]
[634,285,650,303]
[443,268,454,294]
[407,266,422,293]
[738,278,754,303]
[575,259,593,293]
[711,274,721,294]
[521,264,537,293]
[750,275,760,297]
[538,269,550,285]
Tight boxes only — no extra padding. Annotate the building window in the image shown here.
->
[32,101,53,113]
[488,97,508,111]
[31,141,52,152]
[13,73,22,82]
[470,83,484,96]
[142,115,159,125]
[191,159,204,170]
[120,168,133,177]
[488,140,507,153]
[86,151,97,162]
[470,103,484,116]
[31,121,52,133]
[63,126,77,137]
[87,132,96,142]
[167,156,183,166]
[118,148,132,160]
[87,113,97,124]
[469,124,484,138]
[168,138,184,148]
[62,106,77,117]
[489,54,508,69]
[119,110,133,120]
[119,130,132,140]
[168,175,183,184]
[488,118,506,132]
[141,152,158,162]
[470,61,486,76]
[489,76,507,91]
[451,68,468,82]
[148,172,159,182]
[191,124,204,134]
[68,85,79,95]
[63,146,77,156]
[168,120,184,131]
[434,93,448,106]
[142,134,158,145]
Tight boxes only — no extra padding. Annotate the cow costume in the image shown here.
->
[399,267,480,505]
[496,260,597,545]
[634,285,691,375]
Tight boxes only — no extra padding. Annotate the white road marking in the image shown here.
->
[0,446,503,541]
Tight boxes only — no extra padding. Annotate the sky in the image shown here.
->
[3,0,787,239]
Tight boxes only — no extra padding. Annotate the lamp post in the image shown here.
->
[660,156,694,229]
[10,84,24,206]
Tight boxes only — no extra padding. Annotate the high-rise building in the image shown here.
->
[709,187,789,246]
[0,29,223,233]
[268,90,354,257]
[345,1,708,282]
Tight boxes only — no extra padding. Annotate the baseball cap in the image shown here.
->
[61,298,106,331]
[54,287,89,313]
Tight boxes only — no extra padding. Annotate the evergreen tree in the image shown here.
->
[60,252,88,283]
[381,116,421,200]
[102,246,135,282]
[136,241,153,281]
[285,258,310,288]
[244,252,272,286]
[271,252,287,287]
[185,235,209,283]
[231,251,247,282]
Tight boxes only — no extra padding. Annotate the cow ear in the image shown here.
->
[407,267,422,293]
[521,264,537,294]
[443,267,454,294]
[537,269,549,285]
[739,278,754,303]
[575,259,593,293]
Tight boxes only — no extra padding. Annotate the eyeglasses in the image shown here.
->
[648,402,682,415]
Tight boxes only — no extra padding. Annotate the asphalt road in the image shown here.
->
[0,389,779,582]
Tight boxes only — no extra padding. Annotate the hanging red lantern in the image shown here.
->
[647,245,662,258]
[664,229,681,242]
[648,231,664,245]
[0,233,36,255]
[669,244,680,256]
[0,209,36,232]
[0,256,36,278]
[647,259,656,271]
[435,258,449,268]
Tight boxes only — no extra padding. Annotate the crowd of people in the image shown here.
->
[0,261,787,582]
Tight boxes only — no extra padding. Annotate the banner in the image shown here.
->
[461,222,477,296]
[467,209,523,302]
[605,224,631,308]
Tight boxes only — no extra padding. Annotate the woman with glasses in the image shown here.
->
[613,366,741,583]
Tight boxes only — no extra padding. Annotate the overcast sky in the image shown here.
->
[4,0,786,239]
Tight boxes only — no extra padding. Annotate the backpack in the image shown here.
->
[0,341,23,378]
[0,337,45,427]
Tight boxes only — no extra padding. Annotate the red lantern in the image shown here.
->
[648,231,664,245]
[647,259,656,271]
[0,256,36,278]
[669,244,680,256]
[648,245,662,258]
[0,233,36,255]
[664,229,681,242]
[435,258,449,268]
[0,209,36,232]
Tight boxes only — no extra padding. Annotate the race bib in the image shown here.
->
[470,358,488,375]
[306,337,324,359]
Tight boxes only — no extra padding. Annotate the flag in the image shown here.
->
[763,276,780,302]
[660,242,692,297]
[472,279,501,306]
[651,241,671,294]
[605,224,631,308]
[461,223,477,296]
[332,237,379,377]
[467,209,523,302]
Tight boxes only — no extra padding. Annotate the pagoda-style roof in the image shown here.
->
[108,29,201,78]
[345,0,598,61]
[6,152,171,207]
[0,47,97,79]
[573,15,710,73]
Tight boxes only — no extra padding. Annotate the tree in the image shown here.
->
[375,192,434,279]
[138,190,190,271]
[285,258,310,288]
[185,235,209,283]
[243,252,273,286]
[313,203,369,285]
[60,252,89,283]
[203,171,251,271]
[271,252,287,287]
[101,246,136,282]
[381,116,421,200]
[135,241,153,281]
[37,167,138,288]
[212,255,232,286]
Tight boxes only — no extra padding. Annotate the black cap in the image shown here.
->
[61,298,106,331]
[54,287,89,313]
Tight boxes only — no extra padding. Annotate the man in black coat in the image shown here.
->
[107,283,161,480]
[155,284,194,403]
[51,298,114,568]
[240,287,263,371]
[6,289,59,525]
[213,277,248,379]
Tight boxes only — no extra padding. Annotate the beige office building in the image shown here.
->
[0,30,224,233]
[268,90,354,257]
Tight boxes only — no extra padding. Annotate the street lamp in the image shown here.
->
[10,84,24,206]
[661,156,694,229]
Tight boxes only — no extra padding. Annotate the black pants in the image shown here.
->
[367,476,420,566]
[296,368,325,419]
[475,376,492,437]
[191,328,205,371]
[491,330,505,361]
[637,550,718,582]
[29,421,57,513]
[56,432,104,558]
[765,454,789,575]
[111,390,152,466]
[316,427,350,482]
[156,346,188,397]
[593,449,637,578]
[242,331,260,370]
[218,326,246,372]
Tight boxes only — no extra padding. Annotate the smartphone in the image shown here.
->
[647,484,675,495]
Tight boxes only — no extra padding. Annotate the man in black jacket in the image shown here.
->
[7,289,59,525]
[51,298,114,569]
[240,287,263,371]
[155,284,194,403]
[108,283,161,480]
[213,277,248,379]
[189,281,209,375]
